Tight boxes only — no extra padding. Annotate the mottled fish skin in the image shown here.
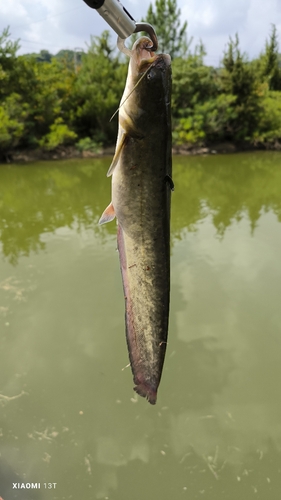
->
[100,37,172,404]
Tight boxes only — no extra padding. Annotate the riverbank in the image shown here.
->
[1,141,280,164]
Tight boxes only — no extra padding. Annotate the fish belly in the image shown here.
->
[113,136,170,404]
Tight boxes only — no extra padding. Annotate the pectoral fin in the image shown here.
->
[107,133,128,177]
[99,202,116,225]
[165,174,175,191]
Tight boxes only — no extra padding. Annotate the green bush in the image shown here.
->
[39,118,77,151]
[252,91,281,146]
[76,137,102,154]
[0,93,26,151]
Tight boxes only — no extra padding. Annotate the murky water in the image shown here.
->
[0,152,281,499]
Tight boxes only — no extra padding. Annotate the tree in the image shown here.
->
[74,31,127,144]
[0,27,20,99]
[0,93,26,158]
[172,42,223,146]
[36,49,53,63]
[0,46,77,150]
[221,34,263,141]
[143,0,190,58]
[261,24,281,91]
[0,26,20,62]
[172,42,216,112]
[21,57,77,148]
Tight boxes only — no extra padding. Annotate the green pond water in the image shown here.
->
[0,152,281,500]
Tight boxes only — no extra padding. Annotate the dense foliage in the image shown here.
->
[1,1,281,158]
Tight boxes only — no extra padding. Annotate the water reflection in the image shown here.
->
[171,152,281,238]
[0,158,113,264]
[167,198,281,498]
[1,152,281,500]
[1,152,281,264]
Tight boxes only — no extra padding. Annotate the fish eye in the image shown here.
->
[146,68,159,81]
[147,69,156,80]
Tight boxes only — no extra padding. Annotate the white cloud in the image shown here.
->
[1,0,281,64]
[181,0,281,64]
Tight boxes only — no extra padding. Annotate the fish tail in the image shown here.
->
[134,382,157,405]
[117,224,159,405]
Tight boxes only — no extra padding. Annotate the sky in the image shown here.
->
[1,0,281,66]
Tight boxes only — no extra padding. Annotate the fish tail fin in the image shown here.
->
[134,383,157,405]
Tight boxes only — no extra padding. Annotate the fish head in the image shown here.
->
[121,37,171,131]
[131,36,171,96]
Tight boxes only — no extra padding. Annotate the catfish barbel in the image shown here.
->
[99,36,172,404]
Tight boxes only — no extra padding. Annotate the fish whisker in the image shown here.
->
[109,64,154,122]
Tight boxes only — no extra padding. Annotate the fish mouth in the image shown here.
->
[150,54,171,71]
[138,53,171,73]
[134,37,171,72]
